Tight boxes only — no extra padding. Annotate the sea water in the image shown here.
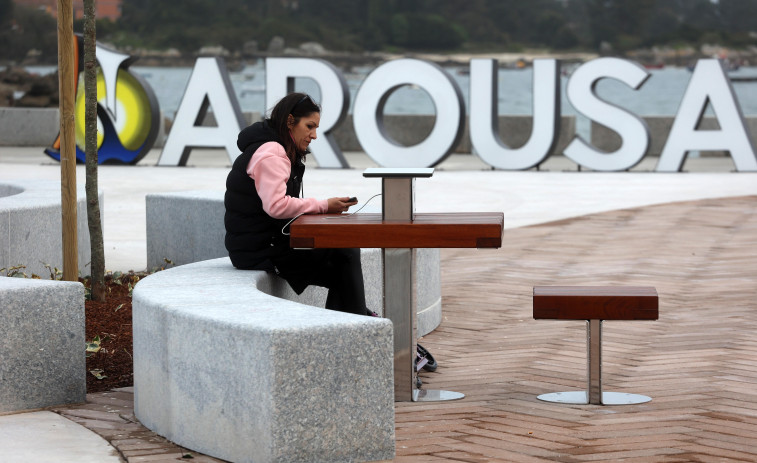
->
[20,61,757,121]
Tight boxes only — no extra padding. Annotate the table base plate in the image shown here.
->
[413,389,465,402]
[537,391,651,405]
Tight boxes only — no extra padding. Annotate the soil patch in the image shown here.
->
[84,272,141,393]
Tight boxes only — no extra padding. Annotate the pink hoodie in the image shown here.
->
[247,142,328,219]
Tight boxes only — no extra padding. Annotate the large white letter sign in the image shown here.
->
[469,59,560,170]
[265,58,350,168]
[564,58,651,171]
[353,59,465,168]
[657,59,757,172]
[158,57,245,166]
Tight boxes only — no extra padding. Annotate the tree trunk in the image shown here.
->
[84,0,106,301]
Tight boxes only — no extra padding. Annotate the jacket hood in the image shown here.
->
[237,120,280,152]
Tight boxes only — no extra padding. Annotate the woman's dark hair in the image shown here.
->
[267,92,320,163]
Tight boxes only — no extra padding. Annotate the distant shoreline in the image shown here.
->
[3,49,600,70]
[8,46,751,71]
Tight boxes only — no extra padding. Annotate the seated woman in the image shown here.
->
[224,92,373,316]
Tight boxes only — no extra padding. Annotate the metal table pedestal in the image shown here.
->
[373,169,464,402]
[290,168,504,403]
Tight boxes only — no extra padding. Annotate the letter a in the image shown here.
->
[158,57,246,166]
[658,59,757,172]
[266,58,350,168]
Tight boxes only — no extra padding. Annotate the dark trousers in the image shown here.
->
[272,248,369,316]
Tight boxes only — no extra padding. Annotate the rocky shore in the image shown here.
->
[0,67,59,108]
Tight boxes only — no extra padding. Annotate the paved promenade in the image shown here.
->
[1,147,757,461]
[0,147,751,272]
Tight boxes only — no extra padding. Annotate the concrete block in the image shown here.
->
[591,117,674,156]
[146,190,226,269]
[591,116,756,158]
[362,248,383,316]
[332,114,361,153]
[133,258,395,463]
[0,185,17,271]
[382,115,437,147]
[0,107,581,162]
[465,115,576,157]
[333,114,577,156]
[416,248,441,336]
[7,201,59,276]
[0,180,96,277]
[0,213,7,272]
[0,277,86,413]
[0,108,59,146]
[205,111,261,127]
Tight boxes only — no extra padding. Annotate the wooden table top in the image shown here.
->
[289,212,504,249]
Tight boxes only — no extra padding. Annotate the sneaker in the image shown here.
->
[415,350,428,371]
[417,343,438,372]
[366,309,380,317]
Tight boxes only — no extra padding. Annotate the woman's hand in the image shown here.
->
[327,197,358,213]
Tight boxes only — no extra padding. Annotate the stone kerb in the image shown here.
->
[0,108,60,147]
[0,107,167,149]
[3,107,577,155]
[591,116,757,158]
[146,190,442,336]
[132,257,395,463]
[0,180,95,277]
[0,108,749,163]
[0,277,85,413]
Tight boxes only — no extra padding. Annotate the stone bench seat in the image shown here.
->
[146,190,443,335]
[132,257,395,463]
[0,277,85,413]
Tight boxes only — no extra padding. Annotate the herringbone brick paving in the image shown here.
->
[55,195,757,462]
[399,195,757,462]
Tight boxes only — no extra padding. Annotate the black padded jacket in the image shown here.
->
[224,121,306,270]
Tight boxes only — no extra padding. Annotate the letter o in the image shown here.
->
[353,59,465,167]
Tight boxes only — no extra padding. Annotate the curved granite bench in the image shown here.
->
[132,257,395,463]
[0,180,93,277]
[0,277,85,413]
[146,190,442,336]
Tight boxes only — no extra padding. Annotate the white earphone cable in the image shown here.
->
[281,193,382,235]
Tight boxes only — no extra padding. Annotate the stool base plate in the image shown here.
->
[413,389,465,402]
[537,391,651,405]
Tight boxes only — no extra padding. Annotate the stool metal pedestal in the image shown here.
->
[537,320,652,405]
[533,286,658,406]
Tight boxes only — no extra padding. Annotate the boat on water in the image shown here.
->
[729,74,757,83]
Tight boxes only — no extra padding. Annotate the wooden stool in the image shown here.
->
[533,286,658,405]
